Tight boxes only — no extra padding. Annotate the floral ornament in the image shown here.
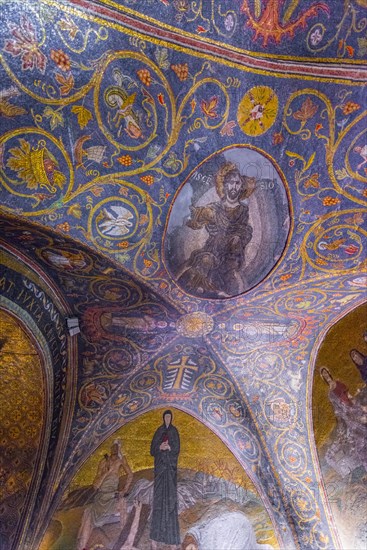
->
[6,138,66,192]
[173,0,189,12]
[310,27,323,46]
[3,16,47,74]
[237,86,278,136]
[224,13,235,32]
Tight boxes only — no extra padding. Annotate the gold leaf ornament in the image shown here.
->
[6,138,66,192]
[67,203,83,219]
[71,105,93,129]
[43,107,64,130]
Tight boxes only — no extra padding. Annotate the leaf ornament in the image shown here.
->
[154,47,169,70]
[0,99,26,117]
[58,17,79,39]
[44,106,64,130]
[304,173,320,189]
[292,97,318,122]
[55,72,74,96]
[72,105,93,129]
[201,96,219,119]
[4,16,47,74]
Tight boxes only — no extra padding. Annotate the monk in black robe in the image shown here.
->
[150,410,180,548]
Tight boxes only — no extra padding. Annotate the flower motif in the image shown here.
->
[174,0,189,12]
[224,13,235,32]
[58,17,79,40]
[310,28,322,46]
[4,16,47,74]
[157,93,165,106]
[237,86,278,136]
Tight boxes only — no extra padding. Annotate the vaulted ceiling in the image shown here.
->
[0,1,366,549]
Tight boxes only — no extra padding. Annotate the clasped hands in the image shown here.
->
[159,441,171,451]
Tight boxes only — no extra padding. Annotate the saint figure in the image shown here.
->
[177,162,255,298]
[150,410,180,548]
[77,439,133,550]
[320,367,367,478]
[350,349,367,384]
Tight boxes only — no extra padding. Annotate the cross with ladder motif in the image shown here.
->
[165,355,199,391]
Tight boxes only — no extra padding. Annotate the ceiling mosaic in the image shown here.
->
[0,310,44,550]
[0,0,366,549]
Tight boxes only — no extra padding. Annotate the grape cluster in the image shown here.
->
[137,69,152,86]
[171,63,188,81]
[323,196,340,206]
[140,175,154,185]
[342,101,360,115]
[50,49,71,72]
[117,155,133,167]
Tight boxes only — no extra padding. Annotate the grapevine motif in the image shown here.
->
[1,12,231,281]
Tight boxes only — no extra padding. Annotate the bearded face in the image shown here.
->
[224,171,243,201]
